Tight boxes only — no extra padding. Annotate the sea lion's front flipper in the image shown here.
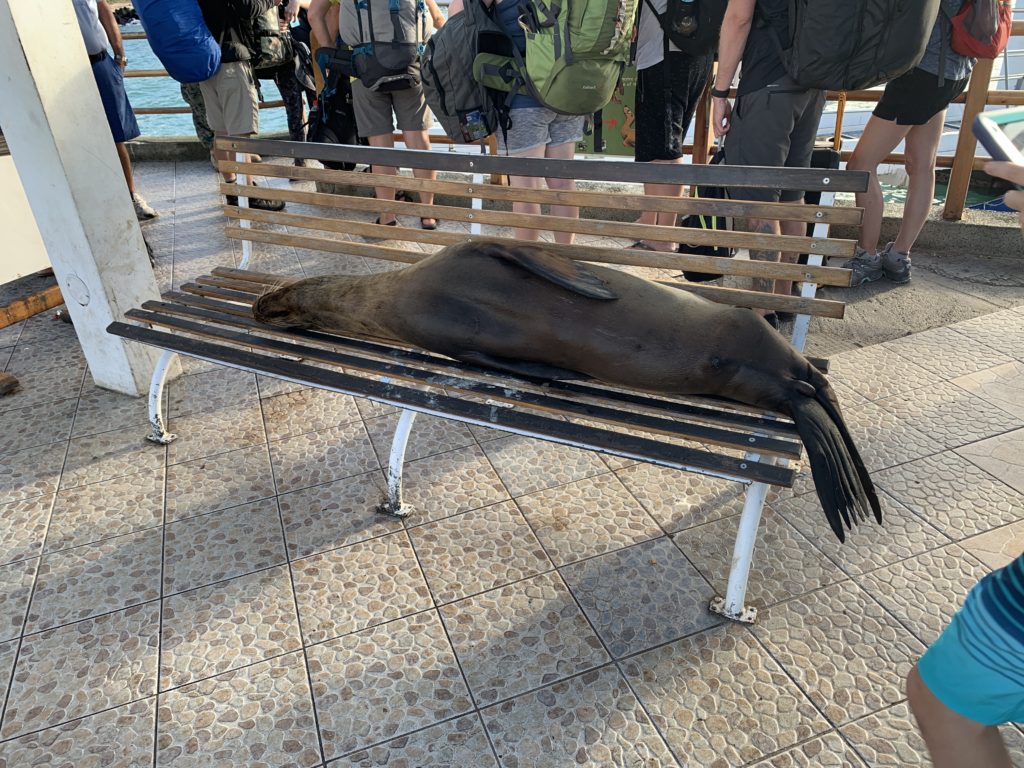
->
[456,351,592,381]
[492,246,618,300]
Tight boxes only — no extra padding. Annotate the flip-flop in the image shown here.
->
[420,218,438,230]
[374,217,398,227]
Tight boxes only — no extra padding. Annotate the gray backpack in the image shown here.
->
[339,0,434,92]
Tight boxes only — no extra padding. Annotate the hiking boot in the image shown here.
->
[132,192,158,221]
[880,242,912,283]
[841,246,883,286]
[224,180,285,212]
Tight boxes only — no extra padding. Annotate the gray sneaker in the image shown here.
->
[132,192,158,221]
[880,242,911,283]
[842,247,883,286]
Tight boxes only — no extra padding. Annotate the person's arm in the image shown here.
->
[96,0,126,69]
[308,0,333,50]
[985,161,1024,231]
[425,0,446,28]
[711,0,756,137]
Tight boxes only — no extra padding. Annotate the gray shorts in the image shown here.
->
[497,108,586,154]
[199,61,259,135]
[352,81,432,138]
[724,77,826,203]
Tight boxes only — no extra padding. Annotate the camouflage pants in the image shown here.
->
[179,82,214,152]
[256,64,307,142]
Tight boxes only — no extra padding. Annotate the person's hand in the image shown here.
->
[985,160,1024,232]
[284,0,300,22]
[712,96,732,137]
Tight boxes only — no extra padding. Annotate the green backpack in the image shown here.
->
[473,0,638,115]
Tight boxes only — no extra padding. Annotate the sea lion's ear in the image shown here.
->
[490,244,618,301]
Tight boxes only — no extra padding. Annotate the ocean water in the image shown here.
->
[121,21,290,137]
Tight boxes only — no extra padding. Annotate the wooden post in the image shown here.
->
[942,57,994,221]
[691,63,716,167]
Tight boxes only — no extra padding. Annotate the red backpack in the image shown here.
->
[949,0,1013,59]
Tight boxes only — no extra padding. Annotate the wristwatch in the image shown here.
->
[710,86,730,99]
[114,53,127,65]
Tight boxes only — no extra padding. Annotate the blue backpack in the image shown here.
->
[131,0,221,83]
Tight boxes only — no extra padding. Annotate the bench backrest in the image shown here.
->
[214,137,867,324]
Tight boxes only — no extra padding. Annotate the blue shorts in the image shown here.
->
[90,53,141,143]
[918,569,1024,726]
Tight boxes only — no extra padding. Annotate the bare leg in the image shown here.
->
[742,216,780,315]
[508,143,549,241]
[367,133,397,225]
[894,110,946,253]
[544,140,580,245]
[402,129,436,227]
[907,665,1012,768]
[777,215,807,299]
[213,129,256,185]
[846,114,913,252]
[637,158,684,252]
[115,142,135,195]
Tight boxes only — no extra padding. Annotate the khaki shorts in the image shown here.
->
[199,61,259,135]
[351,80,431,138]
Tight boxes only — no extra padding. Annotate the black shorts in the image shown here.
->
[874,67,968,126]
[634,50,714,163]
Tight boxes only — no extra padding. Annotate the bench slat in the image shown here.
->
[109,320,796,486]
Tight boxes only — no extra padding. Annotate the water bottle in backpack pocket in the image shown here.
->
[339,0,434,92]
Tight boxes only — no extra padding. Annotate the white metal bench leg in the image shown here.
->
[709,479,768,624]
[146,349,178,445]
[377,408,417,518]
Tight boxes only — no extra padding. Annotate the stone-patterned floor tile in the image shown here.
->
[165,444,276,523]
[292,531,432,645]
[882,326,1014,380]
[875,381,1021,451]
[5,337,86,377]
[0,494,52,566]
[167,366,259,418]
[0,638,17,706]
[269,421,379,494]
[257,373,307,400]
[60,427,166,491]
[840,401,937,472]
[616,463,746,533]
[160,565,302,690]
[0,558,37,642]
[163,499,287,595]
[961,520,1024,569]
[440,571,608,706]
[952,360,1024,420]
[279,471,403,559]
[0,699,156,768]
[310,612,473,760]
[47,469,165,552]
[776,491,949,576]
[840,702,1024,767]
[354,396,398,421]
[673,508,844,609]
[157,651,321,767]
[748,732,868,767]
[409,501,552,604]
[0,398,77,453]
[949,307,1024,360]
[874,451,1024,540]
[516,473,661,566]
[623,624,829,766]
[560,537,719,658]
[334,714,499,768]
[0,360,85,414]
[1,603,160,739]
[957,427,1024,495]
[165,404,266,466]
[71,385,151,438]
[859,544,992,646]
[481,665,676,768]
[0,441,68,506]
[261,388,362,442]
[829,345,944,402]
[400,445,510,525]
[364,412,477,465]
[751,581,925,726]
[481,435,608,498]
[27,529,162,633]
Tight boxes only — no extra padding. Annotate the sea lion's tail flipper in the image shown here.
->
[484,241,618,300]
[788,384,882,543]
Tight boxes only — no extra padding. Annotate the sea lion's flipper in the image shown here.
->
[455,351,593,381]
[492,246,618,301]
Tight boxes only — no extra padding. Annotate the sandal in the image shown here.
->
[629,241,655,250]
[374,217,398,227]
[420,217,438,230]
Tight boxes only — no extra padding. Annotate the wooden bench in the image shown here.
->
[108,136,868,624]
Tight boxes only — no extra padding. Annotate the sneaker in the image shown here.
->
[880,242,912,283]
[841,246,883,286]
[224,180,285,212]
[132,192,158,221]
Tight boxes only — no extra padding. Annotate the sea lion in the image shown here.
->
[253,238,881,542]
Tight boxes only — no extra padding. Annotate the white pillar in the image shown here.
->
[0,0,169,395]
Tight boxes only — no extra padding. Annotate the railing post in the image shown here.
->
[691,64,716,172]
[942,57,994,221]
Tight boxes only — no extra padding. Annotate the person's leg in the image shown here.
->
[846,115,912,252]
[180,82,215,154]
[401,129,436,227]
[894,108,946,253]
[543,139,581,245]
[275,65,307,143]
[115,142,135,195]
[508,142,548,241]
[367,133,398,224]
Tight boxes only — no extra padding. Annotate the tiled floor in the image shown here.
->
[0,160,1022,766]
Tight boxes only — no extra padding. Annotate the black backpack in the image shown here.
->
[643,0,728,57]
[306,49,361,171]
[768,0,942,91]
[677,148,733,283]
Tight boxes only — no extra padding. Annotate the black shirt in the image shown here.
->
[737,0,790,97]
[198,0,277,63]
